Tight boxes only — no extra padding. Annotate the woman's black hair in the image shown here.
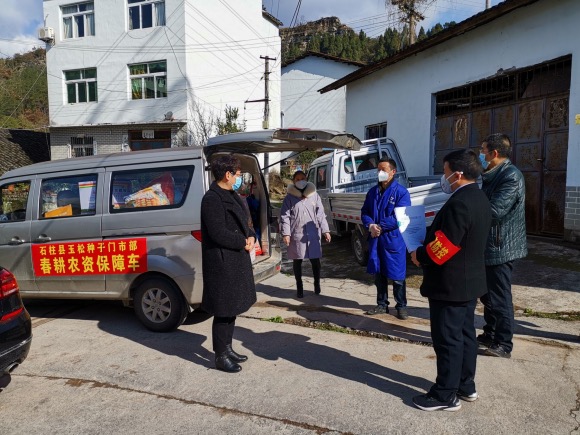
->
[292,170,306,181]
[211,154,241,181]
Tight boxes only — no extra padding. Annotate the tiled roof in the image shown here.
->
[282,51,366,68]
[0,129,50,176]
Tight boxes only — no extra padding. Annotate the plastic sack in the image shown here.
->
[124,184,170,208]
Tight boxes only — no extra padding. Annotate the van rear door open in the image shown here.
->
[204,129,361,155]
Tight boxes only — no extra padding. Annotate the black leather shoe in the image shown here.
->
[215,353,242,373]
[314,282,321,295]
[226,344,248,363]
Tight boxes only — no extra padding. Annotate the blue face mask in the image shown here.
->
[232,176,242,191]
[479,153,489,170]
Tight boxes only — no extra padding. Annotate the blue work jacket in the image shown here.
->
[361,181,411,280]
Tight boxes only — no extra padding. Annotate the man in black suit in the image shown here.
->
[411,149,491,412]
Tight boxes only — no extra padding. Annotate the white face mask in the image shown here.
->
[295,180,307,190]
[377,170,390,182]
[440,172,461,194]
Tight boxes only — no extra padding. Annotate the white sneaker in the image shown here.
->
[457,391,479,402]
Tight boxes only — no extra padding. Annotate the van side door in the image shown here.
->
[30,169,105,293]
[0,179,37,292]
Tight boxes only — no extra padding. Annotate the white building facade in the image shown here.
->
[323,0,580,242]
[42,0,281,159]
[281,52,362,131]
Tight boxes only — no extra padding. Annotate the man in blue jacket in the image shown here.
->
[361,157,411,320]
[478,133,528,359]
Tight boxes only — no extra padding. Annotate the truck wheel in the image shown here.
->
[351,230,369,266]
[134,278,186,332]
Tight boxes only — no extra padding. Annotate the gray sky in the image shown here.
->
[0,0,503,58]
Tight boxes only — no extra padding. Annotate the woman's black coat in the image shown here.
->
[200,182,256,317]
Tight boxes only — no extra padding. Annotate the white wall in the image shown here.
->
[281,56,359,131]
[344,0,580,184]
[43,0,280,133]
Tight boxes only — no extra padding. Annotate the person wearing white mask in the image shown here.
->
[280,170,331,298]
[410,148,491,411]
[361,157,411,320]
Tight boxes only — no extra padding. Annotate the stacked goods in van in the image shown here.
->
[124,184,170,207]
[146,173,175,204]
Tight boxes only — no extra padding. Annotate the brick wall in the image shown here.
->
[564,186,580,242]
[50,124,187,160]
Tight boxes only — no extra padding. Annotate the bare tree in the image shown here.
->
[186,97,218,147]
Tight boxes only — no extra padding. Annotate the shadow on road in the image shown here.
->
[97,308,215,367]
[26,300,216,367]
[236,326,432,407]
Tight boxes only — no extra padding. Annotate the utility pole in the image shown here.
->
[389,0,425,46]
[245,55,276,185]
[486,0,491,9]
[260,55,275,130]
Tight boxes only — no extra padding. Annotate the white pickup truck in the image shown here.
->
[306,137,449,265]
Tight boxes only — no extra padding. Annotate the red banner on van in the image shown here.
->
[32,238,147,276]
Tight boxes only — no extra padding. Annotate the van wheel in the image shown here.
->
[134,278,186,332]
[351,230,369,266]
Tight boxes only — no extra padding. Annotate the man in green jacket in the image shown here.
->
[478,133,528,359]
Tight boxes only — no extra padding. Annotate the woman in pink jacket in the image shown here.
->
[280,170,331,298]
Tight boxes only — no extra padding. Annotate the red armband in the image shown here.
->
[426,230,461,265]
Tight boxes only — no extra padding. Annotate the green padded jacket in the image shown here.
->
[481,159,528,266]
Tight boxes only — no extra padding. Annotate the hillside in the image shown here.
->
[281,17,456,64]
[0,48,48,130]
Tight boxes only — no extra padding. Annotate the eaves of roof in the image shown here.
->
[49,120,187,129]
[263,10,283,28]
[319,0,542,94]
[282,50,366,68]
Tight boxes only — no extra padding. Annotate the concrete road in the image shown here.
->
[0,236,578,434]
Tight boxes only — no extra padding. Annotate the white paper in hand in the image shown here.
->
[395,205,427,252]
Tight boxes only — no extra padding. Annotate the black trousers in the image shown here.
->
[428,298,478,402]
[212,316,236,355]
[481,262,514,351]
[293,258,321,282]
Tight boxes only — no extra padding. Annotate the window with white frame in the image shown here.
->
[365,122,387,140]
[62,2,95,39]
[128,0,166,30]
[129,61,167,100]
[65,68,97,104]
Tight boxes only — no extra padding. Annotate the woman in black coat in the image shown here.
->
[201,155,256,373]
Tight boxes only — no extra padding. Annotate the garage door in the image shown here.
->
[434,56,571,236]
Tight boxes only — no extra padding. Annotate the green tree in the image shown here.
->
[417,26,427,42]
[427,23,444,37]
[216,105,245,135]
[296,150,319,170]
[307,34,321,52]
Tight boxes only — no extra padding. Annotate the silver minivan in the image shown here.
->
[0,129,360,331]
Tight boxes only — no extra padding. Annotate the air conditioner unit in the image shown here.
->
[38,27,55,42]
